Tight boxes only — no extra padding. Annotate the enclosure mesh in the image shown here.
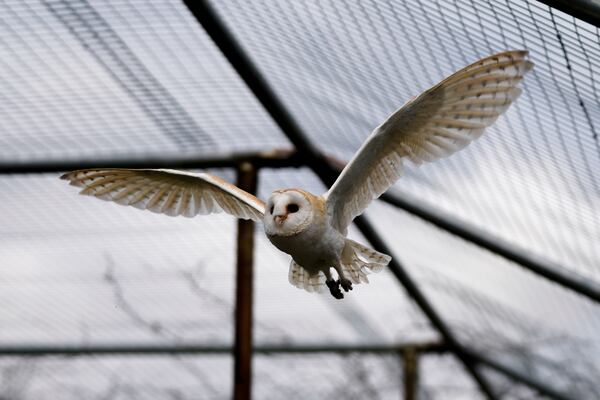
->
[215,0,600,285]
[0,0,289,161]
[371,200,600,398]
[0,0,598,398]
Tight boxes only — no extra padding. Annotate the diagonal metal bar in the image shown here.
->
[185,1,497,398]
[326,150,600,304]
[327,147,600,304]
[353,216,498,399]
[462,347,572,400]
[182,0,337,183]
[535,0,600,27]
[378,191,600,304]
[354,216,571,400]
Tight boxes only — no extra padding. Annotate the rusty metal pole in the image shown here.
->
[403,347,418,400]
[234,162,258,400]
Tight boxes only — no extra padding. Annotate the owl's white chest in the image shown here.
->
[266,220,345,273]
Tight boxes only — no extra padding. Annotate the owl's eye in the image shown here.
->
[269,205,274,214]
[287,204,299,213]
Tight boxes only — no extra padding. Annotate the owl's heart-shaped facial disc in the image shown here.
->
[263,189,313,237]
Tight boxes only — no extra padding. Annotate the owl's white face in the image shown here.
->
[263,190,313,237]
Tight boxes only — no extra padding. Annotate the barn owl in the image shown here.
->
[61,50,533,299]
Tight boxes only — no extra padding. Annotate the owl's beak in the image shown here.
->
[274,215,287,225]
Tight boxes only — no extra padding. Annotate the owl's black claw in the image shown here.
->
[326,279,344,299]
[340,279,353,292]
[326,278,339,290]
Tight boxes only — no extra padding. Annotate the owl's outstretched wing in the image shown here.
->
[61,168,265,221]
[324,50,533,234]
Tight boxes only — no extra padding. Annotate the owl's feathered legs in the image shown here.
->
[324,268,344,299]
[326,278,344,299]
[340,278,353,292]
[325,263,353,299]
[333,262,353,293]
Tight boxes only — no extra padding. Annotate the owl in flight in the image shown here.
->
[62,50,532,299]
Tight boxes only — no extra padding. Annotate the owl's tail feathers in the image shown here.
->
[341,239,391,284]
[287,240,390,293]
[288,260,327,293]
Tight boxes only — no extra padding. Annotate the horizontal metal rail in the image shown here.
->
[0,342,447,356]
[0,149,302,174]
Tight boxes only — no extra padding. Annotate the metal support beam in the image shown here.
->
[402,347,418,400]
[183,0,339,185]
[535,0,600,27]
[0,341,447,356]
[379,192,600,304]
[234,162,258,400]
[0,149,302,174]
[0,341,572,398]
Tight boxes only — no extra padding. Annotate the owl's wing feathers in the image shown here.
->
[324,50,533,233]
[61,168,265,221]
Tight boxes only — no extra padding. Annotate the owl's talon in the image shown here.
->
[326,279,344,299]
[340,278,353,292]
[326,279,338,289]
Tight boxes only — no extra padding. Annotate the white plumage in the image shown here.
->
[62,51,533,299]
[63,168,265,220]
[324,50,533,234]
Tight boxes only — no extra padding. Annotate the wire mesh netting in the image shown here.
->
[0,0,289,161]
[369,201,600,397]
[215,0,600,283]
[0,0,599,398]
